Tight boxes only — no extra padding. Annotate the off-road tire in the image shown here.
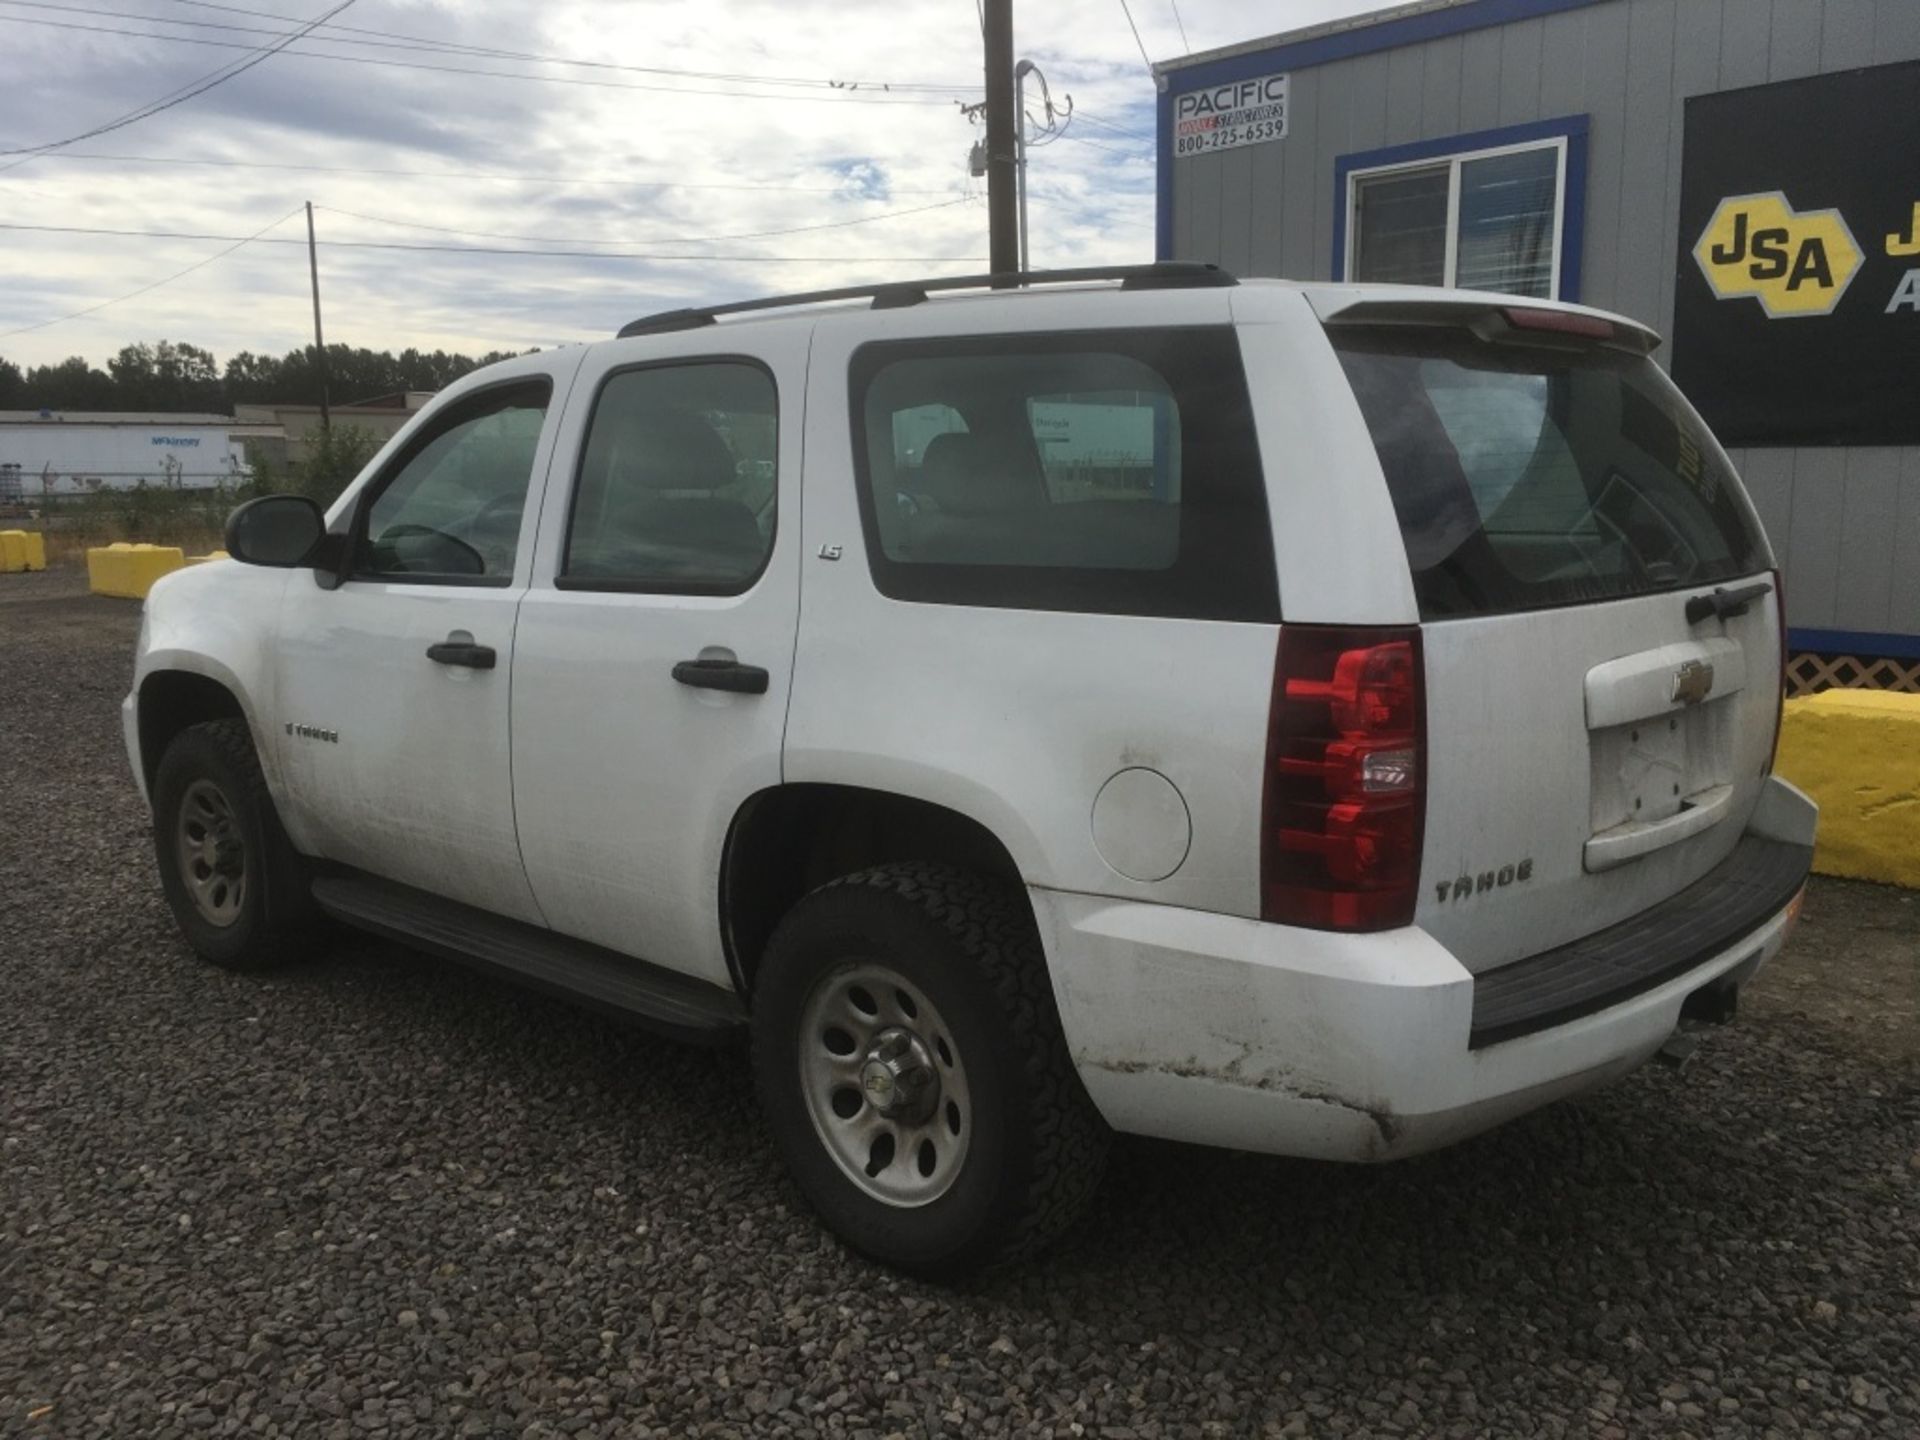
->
[752,862,1110,1277]
[151,718,317,971]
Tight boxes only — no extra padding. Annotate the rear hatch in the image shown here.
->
[1325,303,1781,971]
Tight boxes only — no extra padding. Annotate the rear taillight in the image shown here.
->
[1767,569,1787,773]
[1262,625,1426,931]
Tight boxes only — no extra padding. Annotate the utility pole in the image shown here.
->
[305,200,331,431]
[982,0,1019,278]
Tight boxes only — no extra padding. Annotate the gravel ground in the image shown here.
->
[3,572,1916,1440]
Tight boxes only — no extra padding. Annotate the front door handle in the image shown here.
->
[426,632,497,669]
[672,657,769,694]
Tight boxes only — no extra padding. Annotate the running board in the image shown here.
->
[310,874,746,1042]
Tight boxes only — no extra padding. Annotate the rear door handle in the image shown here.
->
[672,657,769,694]
[426,633,497,669]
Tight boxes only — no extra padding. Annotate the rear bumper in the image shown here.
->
[1469,832,1811,1047]
[1034,777,1816,1163]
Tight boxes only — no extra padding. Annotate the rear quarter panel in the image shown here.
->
[788,289,1300,915]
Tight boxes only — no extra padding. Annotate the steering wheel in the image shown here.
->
[466,492,524,537]
[373,523,485,576]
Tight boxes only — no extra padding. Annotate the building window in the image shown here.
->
[1335,118,1587,302]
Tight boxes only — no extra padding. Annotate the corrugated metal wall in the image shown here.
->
[1167,0,1920,645]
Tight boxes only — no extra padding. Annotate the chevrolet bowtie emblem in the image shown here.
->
[1671,659,1715,706]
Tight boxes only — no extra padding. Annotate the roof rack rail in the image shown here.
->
[615,262,1236,338]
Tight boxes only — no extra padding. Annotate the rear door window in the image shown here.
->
[1331,328,1766,618]
[848,328,1275,621]
[560,360,776,594]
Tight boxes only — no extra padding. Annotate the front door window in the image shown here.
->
[358,380,552,581]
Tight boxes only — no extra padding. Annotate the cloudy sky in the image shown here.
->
[0,0,1394,372]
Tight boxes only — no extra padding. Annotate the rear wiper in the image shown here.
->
[1685,581,1772,625]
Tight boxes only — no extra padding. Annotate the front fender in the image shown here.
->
[134,563,303,840]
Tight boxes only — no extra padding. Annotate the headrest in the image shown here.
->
[602,409,737,493]
[916,430,1031,515]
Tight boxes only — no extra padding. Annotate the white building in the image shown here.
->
[0,412,266,502]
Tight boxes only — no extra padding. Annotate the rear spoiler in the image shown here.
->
[1309,294,1661,356]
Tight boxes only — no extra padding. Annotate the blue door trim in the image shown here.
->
[1789,627,1920,661]
[1329,114,1589,302]
[1153,0,1607,264]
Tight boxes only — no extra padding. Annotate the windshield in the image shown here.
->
[1331,327,1768,619]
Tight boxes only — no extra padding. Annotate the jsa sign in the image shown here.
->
[1173,72,1288,158]
[1693,192,1864,318]
[1672,59,1920,446]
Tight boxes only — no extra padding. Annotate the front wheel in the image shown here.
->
[751,863,1109,1277]
[151,718,316,971]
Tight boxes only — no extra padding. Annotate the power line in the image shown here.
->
[0,206,302,338]
[1056,133,1151,161]
[147,0,976,91]
[312,196,975,248]
[1168,0,1191,54]
[0,220,985,263]
[15,150,957,196]
[1072,111,1152,143]
[0,0,359,157]
[1115,0,1154,70]
[0,13,967,106]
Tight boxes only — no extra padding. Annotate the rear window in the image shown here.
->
[849,328,1277,621]
[1332,328,1767,619]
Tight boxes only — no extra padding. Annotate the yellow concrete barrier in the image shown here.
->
[86,542,186,599]
[185,549,230,566]
[1776,690,1920,889]
[0,528,46,572]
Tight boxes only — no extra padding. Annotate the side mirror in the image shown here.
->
[225,494,325,568]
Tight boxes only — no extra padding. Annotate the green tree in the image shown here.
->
[4,340,534,412]
[222,349,287,404]
[286,423,380,508]
[22,356,117,409]
[107,340,224,411]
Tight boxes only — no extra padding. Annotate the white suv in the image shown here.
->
[126,265,1817,1275]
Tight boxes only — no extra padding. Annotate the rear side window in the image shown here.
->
[849,328,1276,621]
[1331,328,1766,619]
[561,360,776,594]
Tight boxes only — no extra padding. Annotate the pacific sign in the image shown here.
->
[1172,71,1288,158]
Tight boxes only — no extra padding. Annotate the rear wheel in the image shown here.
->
[151,719,316,971]
[752,863,1109,1276]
